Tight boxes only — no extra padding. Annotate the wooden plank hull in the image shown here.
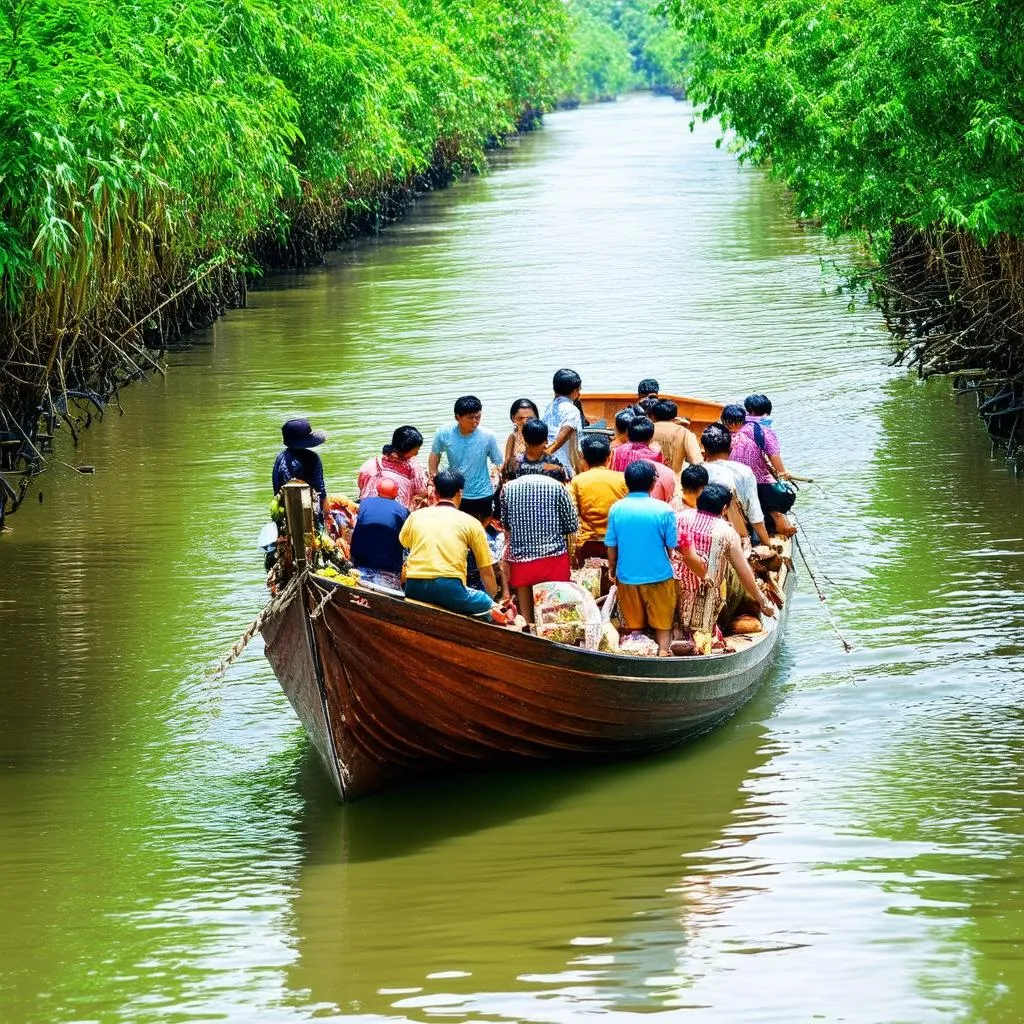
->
[261,566,795,802]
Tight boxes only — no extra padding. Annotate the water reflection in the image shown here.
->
[287,703,776,1021]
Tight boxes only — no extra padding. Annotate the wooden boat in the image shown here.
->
[260,392,795,802]
[580,391,724,439]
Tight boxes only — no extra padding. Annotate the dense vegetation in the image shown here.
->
[0,0,570,519]
[666,0,1024,440]
[559,0,688,103]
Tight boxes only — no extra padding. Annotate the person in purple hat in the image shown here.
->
[273,417,328,518]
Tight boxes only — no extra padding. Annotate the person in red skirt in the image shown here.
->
[498,463,579,622]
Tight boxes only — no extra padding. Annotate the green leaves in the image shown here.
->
[664,0,1024,244]
[555,0,689,103]
[0,0,571,313]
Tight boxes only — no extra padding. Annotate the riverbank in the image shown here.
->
[665,0,1024,461]
[0,0,570,526]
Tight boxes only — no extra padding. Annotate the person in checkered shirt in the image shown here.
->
[498,459,579,622]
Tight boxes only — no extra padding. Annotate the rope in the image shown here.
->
[793,533,854,654]
[308,576,337,620]
[209,568,309,681]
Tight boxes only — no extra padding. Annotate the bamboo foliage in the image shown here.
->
[0,0,571,511]
[664,0,1024,432]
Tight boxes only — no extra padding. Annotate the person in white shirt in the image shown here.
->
[541,368,584,478]
[700,423,772,547]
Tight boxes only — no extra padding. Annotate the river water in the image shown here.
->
[2,94,1023,1023]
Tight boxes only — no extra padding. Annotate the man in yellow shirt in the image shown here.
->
[399,470,499,617]
[568,434,628,567]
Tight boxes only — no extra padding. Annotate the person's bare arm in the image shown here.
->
[683,429,702,466]
[726,540,775,616]
[606,546,618,583]
[502,433,516,475]
[546,425,574,455]
[478,563,498,599]
[753,520,771,546]
[675,535,706,579]
[769,453,791,479]
[428,452,440,477]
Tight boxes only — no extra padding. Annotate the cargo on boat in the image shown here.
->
[259,393,796,802]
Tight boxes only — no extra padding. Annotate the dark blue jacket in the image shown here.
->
[273,448,327,510]
[350,497,409,574]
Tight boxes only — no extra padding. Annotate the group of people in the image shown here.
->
[271,369,797,656]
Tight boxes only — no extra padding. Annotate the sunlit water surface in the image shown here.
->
[2,95,1023,1024]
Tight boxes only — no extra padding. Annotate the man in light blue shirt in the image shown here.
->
[429,395,503,521]
[606,460,704,655]
[542,368,584,478]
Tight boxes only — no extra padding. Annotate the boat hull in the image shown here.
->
[261,567,794,802]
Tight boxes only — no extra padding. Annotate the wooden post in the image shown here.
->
[281,481,314,571]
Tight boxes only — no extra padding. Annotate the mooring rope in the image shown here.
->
[209,568,309,682]
[307,576,337,620]
[792,532,854,654]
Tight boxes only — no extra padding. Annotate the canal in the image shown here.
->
[2,94,1023,1023]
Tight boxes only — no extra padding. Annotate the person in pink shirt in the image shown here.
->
[357,425,430,509]
[742,394,792,481]
[720,405,770,477]
[609,416,664,473]
[721,403,796,536]
[651,458,677,504]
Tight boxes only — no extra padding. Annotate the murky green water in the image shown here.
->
[2,94,1023,1023]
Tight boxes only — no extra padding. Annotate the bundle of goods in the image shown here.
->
[617,631,660,657]
[318,565,362,587]
[749,544,782,574]
[570,559,602,600]
[323,495,360,556]
[532,581,602,650]
[727,614,763,635]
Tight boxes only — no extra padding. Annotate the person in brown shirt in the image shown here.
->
[651,399,702,472]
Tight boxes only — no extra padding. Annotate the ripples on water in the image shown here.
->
[1,94,1023,1023]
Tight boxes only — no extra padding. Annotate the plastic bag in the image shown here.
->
[533,580,602,651]
[570,563,601,600]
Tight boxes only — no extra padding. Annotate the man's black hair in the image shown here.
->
[744,394,772,416]
[434,469,465,499]
[624,459,657,493]
[454,395,482,417]
[522,417,549,446]
[652,399,677,422]
[697,482,733,516]
[552,368,582,397]
[627,416,655,443]
[614,408,635,433]
[637,396,660,418]
[721,403,746,426]
[681,464,709,492]
[701,424,731,456]
[581,433,611,466]
[637,378,659,397]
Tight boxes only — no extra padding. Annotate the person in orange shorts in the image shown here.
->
[606,461,705,655]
